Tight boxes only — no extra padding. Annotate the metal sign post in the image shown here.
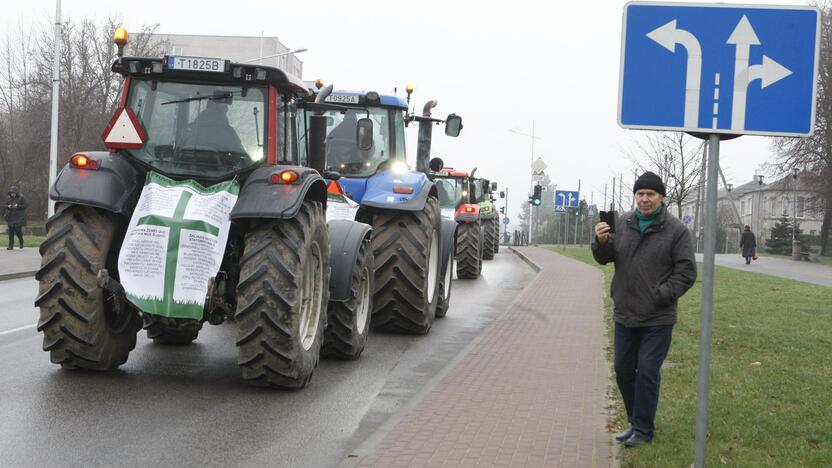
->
[694,134,719,467]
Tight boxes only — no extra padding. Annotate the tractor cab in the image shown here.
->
[431,166,480,223]
[299,85,461,204]
[108,53,310,182]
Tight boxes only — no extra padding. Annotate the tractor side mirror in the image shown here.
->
[499,191,505,199]
[444,114,462,137]
[491,181,498,192]
[429,157,444,172]
[357,118,374,151]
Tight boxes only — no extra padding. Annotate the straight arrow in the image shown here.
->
[647,19,703,128]
[728,15,761,131]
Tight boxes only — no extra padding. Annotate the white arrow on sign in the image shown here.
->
[728,15,792,131]
[647,19,702,128]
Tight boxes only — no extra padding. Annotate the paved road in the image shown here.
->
[0,251,533,468]
[696,253,832,288]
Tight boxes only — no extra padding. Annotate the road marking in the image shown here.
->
[0,323,37,336]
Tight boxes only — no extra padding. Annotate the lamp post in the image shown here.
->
[243,48,308,64]
[792,168,801,260]
[509,124,542,244]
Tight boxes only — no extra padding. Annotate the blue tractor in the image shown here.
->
[300,85,462,333]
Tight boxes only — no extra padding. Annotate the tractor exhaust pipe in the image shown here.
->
[309,85,334,173]
[416,100,438,174]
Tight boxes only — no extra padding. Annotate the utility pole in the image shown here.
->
[509,123,541,245]
[47,0,62,218]
[611,177,616,211]
[619,173,624,212]
[573,179,581,245]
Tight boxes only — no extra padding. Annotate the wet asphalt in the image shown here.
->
[0,251,533,468]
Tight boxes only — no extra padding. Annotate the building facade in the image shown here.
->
[680,172,826,252]
[148,34,304,79]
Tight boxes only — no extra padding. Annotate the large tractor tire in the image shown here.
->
[482,218,498,260]
[144,315,202,345]
[371,196,441,334]
[493,219,501,255]
[235,201,330,389]
[455,221,482,279]
[322,239,373,360]
[435,258,454,318]
[35,204,141,370]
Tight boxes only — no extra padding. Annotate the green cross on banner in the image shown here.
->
[136,190,220,316]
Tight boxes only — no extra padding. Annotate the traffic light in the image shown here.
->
[530,185,542,206]
[500,206,505,214]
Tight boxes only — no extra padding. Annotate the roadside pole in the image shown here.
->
[573,179,581,245]
[694,133,720,467]
[47,0,62,218]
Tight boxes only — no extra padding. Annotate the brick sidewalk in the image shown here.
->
[342,246,612,467]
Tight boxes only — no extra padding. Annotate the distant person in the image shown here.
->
[5,186,27,250]
[740,224,757,264]
[591,171,697,448]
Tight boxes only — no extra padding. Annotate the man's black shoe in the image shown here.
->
[6,246,12,250]
[614,427,634,442]
[623,432,652,448]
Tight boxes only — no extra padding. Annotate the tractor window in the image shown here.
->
[317,107,392,177]
[278,95,300,165]
[393,110,407,161]
[436,178,462,209]
[126,79,267,179]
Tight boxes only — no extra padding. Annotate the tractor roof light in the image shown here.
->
[405,84,414,95]
[365,91,380,104]
[114,27,128,60]
[315,79,324,89]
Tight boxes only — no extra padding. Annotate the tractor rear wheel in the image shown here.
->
[144,315,202,345]
[493,219,501,255]
[371,197,441,334]
[455,221,482,279]
[435,257,454,318]
[322,239,373,360]
[235,201,330,389]
[482,218,497,260]
[35,204,141,370]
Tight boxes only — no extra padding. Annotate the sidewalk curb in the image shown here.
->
[507,246,542,272]
[337,250,541,468]
[0,270,37,282]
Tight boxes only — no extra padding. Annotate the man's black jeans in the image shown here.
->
[7,225,23,249]
[614,322,673,439]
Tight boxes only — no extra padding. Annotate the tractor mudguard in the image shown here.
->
[50,151,140,216]
[439,218,457,280]
[327,219,372,302]
[230,165,327,220]
[359,170,435,212]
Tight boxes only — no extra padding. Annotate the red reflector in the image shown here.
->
[271,170,299,184]
[392,185,414,194]
[327,180,344,195]
[70,154,97,169]
[465,206,475,213]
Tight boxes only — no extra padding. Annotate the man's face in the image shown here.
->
[9,192,16,198]
[635,189,663,215]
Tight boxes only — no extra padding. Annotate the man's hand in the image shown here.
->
[595,222,611,245]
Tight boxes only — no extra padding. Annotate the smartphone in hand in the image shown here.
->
[599,210,616,233]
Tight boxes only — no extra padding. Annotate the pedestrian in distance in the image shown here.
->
[591,171,697,448]
[5,185,27,250]
[740,224,757,264]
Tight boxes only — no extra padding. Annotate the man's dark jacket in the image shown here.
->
[4,192,27,226]
[591,206,697,327]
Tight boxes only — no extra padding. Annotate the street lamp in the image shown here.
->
[243,47,308,64]
[791,168,800,260]
[508,124,542,244]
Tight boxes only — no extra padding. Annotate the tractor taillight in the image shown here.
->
[464,206,475,213]
[393,185,413,194]
[271,170,299,184]
[70,154,97,170]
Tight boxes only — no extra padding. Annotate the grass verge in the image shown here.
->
[546,245,832,467]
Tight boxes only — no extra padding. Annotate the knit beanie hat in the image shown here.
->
[633,172,666,196]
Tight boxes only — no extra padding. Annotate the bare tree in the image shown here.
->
[627,131,704,218]
[771,2,832,255]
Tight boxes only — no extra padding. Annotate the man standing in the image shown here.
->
[5,186,27,250]
[591,172,697,447]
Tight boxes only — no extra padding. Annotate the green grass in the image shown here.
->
[764,252,832,267]
[546,245,832,467]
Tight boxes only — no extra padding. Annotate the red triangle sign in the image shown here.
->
[102,106,147,149]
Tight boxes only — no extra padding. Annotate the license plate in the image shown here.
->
[324,94,360,104]
[168,56,225,73]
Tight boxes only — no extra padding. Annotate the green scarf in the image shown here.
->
[635,204,663,233]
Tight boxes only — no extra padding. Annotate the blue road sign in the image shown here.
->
[502,217,510,225]
[554,190,580,208]
[619,2,820,137]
